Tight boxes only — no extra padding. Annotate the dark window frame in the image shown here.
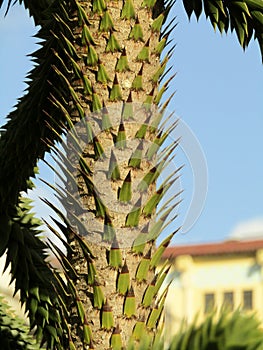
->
[223,291,234,311]
[204,292,215,314]
[243,290,253,310]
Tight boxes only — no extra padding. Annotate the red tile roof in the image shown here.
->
[163,239,263,258]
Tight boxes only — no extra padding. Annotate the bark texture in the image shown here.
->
[50,0,176,348]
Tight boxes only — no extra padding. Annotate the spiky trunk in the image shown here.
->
[47,0,178,348]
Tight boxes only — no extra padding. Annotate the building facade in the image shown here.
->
[162,239,263,336]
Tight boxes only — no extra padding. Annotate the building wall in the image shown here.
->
[164,251,263,337]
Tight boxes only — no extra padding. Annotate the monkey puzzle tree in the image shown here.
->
[0,0,262,349]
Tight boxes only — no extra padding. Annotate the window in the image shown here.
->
[223,291,234,311]
[204,293,215,314]
[243,290,253,310]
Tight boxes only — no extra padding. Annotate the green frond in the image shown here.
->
[183,0,263,59]
[0,296,40,349]
[169,308,263,350]
[82,74,93,95]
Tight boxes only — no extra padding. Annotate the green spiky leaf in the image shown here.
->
[117,261,130,295]
[132,317,146,340]
[101,300,114,330]
[93,280,105,309]
[137,39,150,62]
[150,230,179,269]
[81,24,96,45]
[118,170,132,202]
[128,140,143,168]
[102,105,113,130]
[132,65,143,91]
[110,325,123,350]
[109,237,122,268]
[129,18,144,41]
[86,45,98,66]
[116,49,130,72]
[116,121,127,148]
[121,0,136,19]
[108,150,121,180]
[152,56,168,84]
[151,13,165,32]
[142,277,156,308]
[110,75,123,101]
[92,90,102,111]
[137,166,157,192]
[97,60,111,83]
[100,10,114,31]
[106,32,122,52]
[135,248,151,282]
[141,0,157,9]
[103,214,116,242]
[125,197,142,227]
[92,0,106,13]
[83,322,93,345]
[124,286,136,318]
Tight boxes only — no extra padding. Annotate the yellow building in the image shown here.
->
[0,254,26,319]
[163,239,263,335]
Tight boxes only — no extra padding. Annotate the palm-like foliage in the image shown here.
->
[0,0,262,349]
[168,309,263,350]
[0,296,40,350]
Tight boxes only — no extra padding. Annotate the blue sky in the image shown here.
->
[0,2,262,246]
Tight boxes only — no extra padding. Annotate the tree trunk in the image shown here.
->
[50,0,176,348]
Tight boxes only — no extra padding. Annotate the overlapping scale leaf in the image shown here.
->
[183,0,263,58]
